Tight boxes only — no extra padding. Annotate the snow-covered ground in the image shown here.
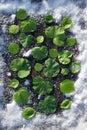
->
[0,0,87,130]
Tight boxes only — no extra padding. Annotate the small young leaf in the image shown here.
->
[9,79,19,88]
[60,79,74,94]
[44,14,54,24]
[62,17,73,29]
[37,35,44,43]
[61,68,69,75]
[60,99,71,109]
[13,88,30,104]
[70,61,81,74]
[8,42,19,54]
[34,63,43,72]
[22,107,36,120]
[49,48,58,58]
[18,70,30,78]
[16,8,28,20]
[66,37,76,46]
[9,25,19,34]
[38,96,57,115]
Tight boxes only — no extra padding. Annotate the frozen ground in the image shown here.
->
[0,0,87,130]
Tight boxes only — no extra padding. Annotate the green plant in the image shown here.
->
[45,26,65,38]
[34,63,43,72]
[10,58,31,78]
[32,46,48,60]
[66,37,76,46]
[38,96,57,115]
[62,17,73,29]
[8,42,19,54]
[9,79,19,88]
[43,58,60,77]
[61,68,69,75]
[49,48,58,58]
[21,18,37,33]
[36,35,44,43]
[9,25,19,34]
[22,107,36,120]
[33,76,53,95]
[44,14,54,24]
[58,50,73,65]
[19,33,34,47]
[60,99,71,109]
[70,61,81,74]
[16,8,28,20]
[13,87,30,104]
[60,79,75,93]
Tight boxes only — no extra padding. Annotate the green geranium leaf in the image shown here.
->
[44,14,54,24]
[10,58,31,78]
[38,96,57,115]
[58,50,73,65]
[22,107,36,120]
[61,68,69,75]
[62,17,73,29]
[45,26,65,38]
[13,87,30,104]
[9,25,19,34]
[34,63,43,72]
[33,76,53,95]
[37,35,44,43]
[8,42,19,54]
[60,79,75,93]
[9,79,19,88]
[66,37,76,46]
[70,61,81,74]
[49,48,58,58]
[19,33,34,47]
[43,58,60,77]
[21,18,37,33]
[32,46,48,60]
[60,99,71,109]
[53,33,66,46]
[16,8,28,20]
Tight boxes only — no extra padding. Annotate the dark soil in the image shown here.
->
[3,15,79,114]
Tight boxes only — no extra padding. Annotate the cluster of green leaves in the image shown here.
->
[8,8,81,119]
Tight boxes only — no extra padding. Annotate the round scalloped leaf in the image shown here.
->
[21,18,37,33]
[44,14,54,24]
[60,99,71,109]
[61,68,69,75]
[37,35,44,43]
[33,76,53,95]
[70,61,81,74]
[60,79,75,94]
[8,42,19,54]
[45,26,65,38]
[34,63,43,72]
[49,48,58,58]
[13,87,30,104]
[9,79,19,88]
[58,50,73,65]
[66,37,76,46]
[16,8,28,20]
[9,25,19,34]
[19,33,34,47]
[43,58,60,78]
[10,58,31,72]
[62,17,73,29]
[32,46,48,60]
[38,96,57,115]
[18,70,30,78]
[22,107,36,120]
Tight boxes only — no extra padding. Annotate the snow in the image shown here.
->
[0,0,87,130]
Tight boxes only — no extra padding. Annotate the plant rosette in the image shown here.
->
[38,96,57,115]
[16,8,28,20]
[62,17,73,30]
[36,35,44,43]
[34,63,43,72]
[9,79,19,88]
[8,42,19,54]
[44,14,54,24]
[9,25,19,34]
